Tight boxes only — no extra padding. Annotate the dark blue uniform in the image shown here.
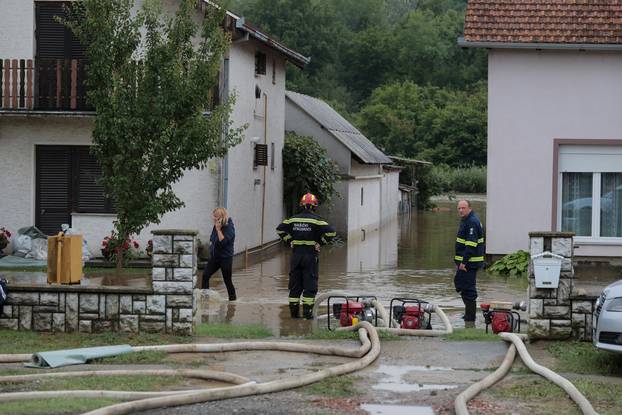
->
[276,210,336,318]
[454,210,485,323]
[202,218,236,300]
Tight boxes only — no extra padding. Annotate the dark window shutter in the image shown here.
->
[35,1,86,60]
[76,147,114,213]
[254,143,268,167]
[36,146,73,235]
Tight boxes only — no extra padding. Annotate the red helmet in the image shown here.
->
[300,193,319,207]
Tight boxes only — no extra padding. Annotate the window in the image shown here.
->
[361,187,364,206]
[255,51,266,75]
[36,145,114,235]
[254,143,268,167]
[558,145,622,239]
[272,58,276,84]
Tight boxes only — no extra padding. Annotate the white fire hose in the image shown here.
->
[454,332,597,415]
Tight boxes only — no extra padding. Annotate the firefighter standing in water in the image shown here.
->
[277,193,336,319]
[454,199,485,328]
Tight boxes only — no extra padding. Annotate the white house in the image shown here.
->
[285,91,400,239]
[0,0,308,256]
[460,0,622,258]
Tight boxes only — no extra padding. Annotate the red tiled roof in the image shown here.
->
[464,0,622,44]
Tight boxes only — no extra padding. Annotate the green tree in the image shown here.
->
[66,0,243,269]
[282,132,341,215]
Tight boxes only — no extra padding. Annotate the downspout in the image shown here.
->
[222,58,230,208]
[260,93,268,245]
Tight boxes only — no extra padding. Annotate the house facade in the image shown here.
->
[285,91,399,240]
[461,0,622,258]
[0,0,308,256]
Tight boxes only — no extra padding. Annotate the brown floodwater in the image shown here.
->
[200,200,529,335]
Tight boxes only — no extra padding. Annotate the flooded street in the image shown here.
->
[201,199,528,334]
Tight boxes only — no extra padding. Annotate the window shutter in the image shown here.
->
[36,146,73,235]
[254,143,268,167]
[35,1,87,60]
[76,147,114,213]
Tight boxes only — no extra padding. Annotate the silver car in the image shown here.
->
[593,279,622,353]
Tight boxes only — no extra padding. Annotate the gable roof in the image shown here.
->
[460,0,622,50]
[286,91,392,165]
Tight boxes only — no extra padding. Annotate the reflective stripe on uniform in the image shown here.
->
[478,238,485,243]
[288,297,300,304]
[465,241,478,247]
[302,296,315,305]
[455,255,485,262]
[456,237,478,247]
[292,240,316,246]
[283,235,292,241]
[456,238,466,244]
[282,218,328,226]
[324,232,336,237]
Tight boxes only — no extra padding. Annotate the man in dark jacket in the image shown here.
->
[277,193,336,319]
[454,200,485,328]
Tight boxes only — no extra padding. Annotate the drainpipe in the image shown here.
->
[260,93,268,245]
[222,58,230,209]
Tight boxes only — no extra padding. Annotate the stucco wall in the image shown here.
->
[226,41,286,252]
[0,0,34,58]
[488,49,622,256]
[0,117,220,256]
[347,174,381,238]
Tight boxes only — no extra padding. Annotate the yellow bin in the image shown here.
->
[47,233,83,284]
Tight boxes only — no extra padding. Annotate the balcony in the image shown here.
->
[0,58,93,114]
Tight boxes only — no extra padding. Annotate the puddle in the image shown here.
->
[361,403,435,415]
[372,364,458,394]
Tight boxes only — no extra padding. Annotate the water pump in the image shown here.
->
[327,296,378,330]
[480,301,526,334]
[389,298,433,330]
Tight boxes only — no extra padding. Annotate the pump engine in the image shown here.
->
[389,298,433,330]
[327,296,377,330]
[480,301,526,334]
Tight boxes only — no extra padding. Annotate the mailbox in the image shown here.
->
[531,252,563,289]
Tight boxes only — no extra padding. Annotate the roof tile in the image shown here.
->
[464,0,622,44]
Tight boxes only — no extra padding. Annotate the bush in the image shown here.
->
[429,164,486,194]
[488,250,530,277]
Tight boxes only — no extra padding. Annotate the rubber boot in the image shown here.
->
[289,303,300,319]
[302,304,314,320]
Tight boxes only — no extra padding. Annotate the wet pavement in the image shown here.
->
[201,199,529,334]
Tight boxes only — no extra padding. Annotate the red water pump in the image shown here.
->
[480,301,526,334]
[327,296,378,330]
[389,298,433,330]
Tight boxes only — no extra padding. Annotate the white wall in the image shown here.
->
[226,41,287,252]
[381,169,400,222]
[347,169,382,238]
[0,117,220,256]
[488,49,622,256]
[0,0,34,58]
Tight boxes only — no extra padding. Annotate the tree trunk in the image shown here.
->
[116,248,123,277]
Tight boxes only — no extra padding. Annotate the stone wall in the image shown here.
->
[527,231,596,341]
[0,229,198,335]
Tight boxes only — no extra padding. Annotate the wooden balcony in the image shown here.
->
[0,58,93,113]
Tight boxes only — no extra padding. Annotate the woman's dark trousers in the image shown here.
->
[202,257,236,300]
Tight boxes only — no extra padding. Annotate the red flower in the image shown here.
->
[133,241,139,249]
[122,242,129,250]
[5,231,10,238]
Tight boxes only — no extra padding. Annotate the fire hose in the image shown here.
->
[0,321,380,415]
[454,332,597,415]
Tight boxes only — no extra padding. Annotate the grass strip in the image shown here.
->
[303,375,362,397]
[0,397,121,415]
[299,329,399,341]
[547,341,622,375]
[443,328,500,341]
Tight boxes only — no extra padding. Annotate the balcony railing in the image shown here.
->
[0,58,93,112]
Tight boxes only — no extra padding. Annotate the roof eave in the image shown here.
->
[235,17,310,68]
[457,37,622,51]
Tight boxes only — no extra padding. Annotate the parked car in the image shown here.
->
[593,279,622,353]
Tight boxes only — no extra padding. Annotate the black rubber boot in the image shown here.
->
[302,304,314,320]
[289,303,300,319]
[464,298,477,327]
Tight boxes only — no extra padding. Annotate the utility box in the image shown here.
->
[47,234,83,284]
[531,252,563,289]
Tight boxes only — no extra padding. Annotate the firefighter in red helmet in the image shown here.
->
[276,193,336,319]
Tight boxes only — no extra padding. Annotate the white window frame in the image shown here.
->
[557,152,622,245]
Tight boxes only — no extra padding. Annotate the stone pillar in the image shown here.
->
[527,231,574,339]
[151,229,198,335]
